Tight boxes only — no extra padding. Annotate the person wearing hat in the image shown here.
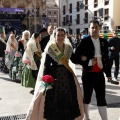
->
[81,29,88,39]
[108,30,120,81]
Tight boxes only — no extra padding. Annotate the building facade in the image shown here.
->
[0,0,47,34]
[59,0,120,34]
[46,0,59,27]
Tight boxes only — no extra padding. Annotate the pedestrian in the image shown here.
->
[10,30,31,81]
[18,30,30,55]
[80,29,88,39]
[40,25,54,52]
[25,27,84,120]
[21,33,41,89]
[73,20,112,120]
[5,34,18,70]
[108,30,120,81]
[72,34,81,52]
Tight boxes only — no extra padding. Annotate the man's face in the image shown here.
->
[48,26,54,35]
[113,32,118,37]
[89,23,100,38]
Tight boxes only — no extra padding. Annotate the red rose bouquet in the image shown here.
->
[41,75,55,95]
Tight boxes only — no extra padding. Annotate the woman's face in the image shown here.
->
[11,35,15,41]
[35,35,40,43]
[55,31,65,45]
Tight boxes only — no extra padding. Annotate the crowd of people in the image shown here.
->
[0,20,119,120]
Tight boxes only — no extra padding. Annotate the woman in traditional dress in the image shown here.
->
[21,33,41,88]
[18,30,30,55]
[11,30,31,80]
[26,27,84,120]
[5,34,18,77]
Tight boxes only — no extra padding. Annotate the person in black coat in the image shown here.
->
[73,20,112,120]
[40,25,54,52]
[108,30,120,81]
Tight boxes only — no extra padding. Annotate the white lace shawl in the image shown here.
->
[22,34,41,70]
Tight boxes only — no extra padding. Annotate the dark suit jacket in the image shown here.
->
[108,37,120,57]
[72,36,111,77]
[40,35,50,52]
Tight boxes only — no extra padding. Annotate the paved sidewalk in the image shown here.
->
[0,62,120,120]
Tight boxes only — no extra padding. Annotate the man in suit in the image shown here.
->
[40,25,54,52]
[73,20,112,120]
[108,30,120,81]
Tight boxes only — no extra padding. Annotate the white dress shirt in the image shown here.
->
[88,37,103,69]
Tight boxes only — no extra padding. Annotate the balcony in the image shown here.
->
[85,5,88,10]
[76,7,80,12]
[83,18,88,24]
[104,14,109,21]
[94,2,98,8]
[75,19,80,24]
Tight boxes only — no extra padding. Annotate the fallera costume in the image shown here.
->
[5,34,18,79]
[25,37,84,120]
[21,34,41,88]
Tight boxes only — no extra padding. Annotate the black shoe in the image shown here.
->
[30,89,34,95]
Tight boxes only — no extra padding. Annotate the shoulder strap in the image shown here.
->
[50,44,75,76]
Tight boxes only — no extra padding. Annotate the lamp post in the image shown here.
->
[68,21,71,34]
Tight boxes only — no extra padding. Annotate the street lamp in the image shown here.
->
[68,21,71,34]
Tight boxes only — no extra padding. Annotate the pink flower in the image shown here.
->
[22,59,31,64]
[15,52,21,57]
[4,50,10,54]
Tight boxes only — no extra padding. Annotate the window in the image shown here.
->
[85,0,88,5]
[94,11,97,17]
[104,0,109,5]
[54,19,56,22]
[62,17,66,26]
[104,8,109,20]
[84,12,88,23]
[116,26,120,32]
[70,29,72,34]
[69,3,72,13]
[103,26,109,33]
[94,0,98,8]
[54,11,56,14]
[84,0,88,10]
[76,14,80,24]
[76,1,80,12]
[105,8,109,15]
[76,28,80,34]
[49,11,51,14]
[63,5,66,15]
[70,15,72,24]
